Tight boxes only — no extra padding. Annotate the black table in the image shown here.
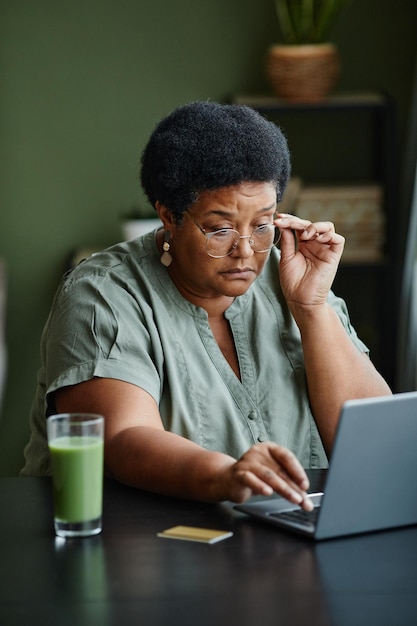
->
[1,474,417,626]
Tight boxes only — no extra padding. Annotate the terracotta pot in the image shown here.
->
[266,43,340,103]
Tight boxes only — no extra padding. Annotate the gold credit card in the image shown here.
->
[157,525,233,544]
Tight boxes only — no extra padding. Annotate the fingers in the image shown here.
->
[267,445,309,489]
[275,213,344,247]
[235,467,313,510]
[233,443,313,510]
[261,447,313,510]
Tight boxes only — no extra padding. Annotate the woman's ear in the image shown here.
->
[156,201,175,229]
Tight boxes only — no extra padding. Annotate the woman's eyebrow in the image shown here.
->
[207,203,276,218]
[261,202,277,213]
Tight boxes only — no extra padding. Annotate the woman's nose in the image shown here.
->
[230,234,254,257]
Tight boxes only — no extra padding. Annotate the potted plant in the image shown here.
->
[266,0,353,102]
[120,205,162,241]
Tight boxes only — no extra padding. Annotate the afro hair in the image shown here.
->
[140,101,291,223]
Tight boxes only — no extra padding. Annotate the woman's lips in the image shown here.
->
[221,267,255,278]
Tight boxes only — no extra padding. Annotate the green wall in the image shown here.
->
[1,0,416,475]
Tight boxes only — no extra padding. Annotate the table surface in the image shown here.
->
[1,473,417,626]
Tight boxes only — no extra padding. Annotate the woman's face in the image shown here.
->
[160,181,277,307]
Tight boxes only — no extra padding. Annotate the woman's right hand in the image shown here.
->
[214,441,313,509]
[56,379,313,507]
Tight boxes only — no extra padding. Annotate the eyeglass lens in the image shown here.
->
[206,225,281,258]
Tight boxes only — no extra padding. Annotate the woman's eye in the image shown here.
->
[208,226,233,234]
[206,223,273,234]
[212,228,233,239]
[254,223,272,233]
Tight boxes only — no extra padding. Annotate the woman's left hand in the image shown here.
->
[275,213,345,310]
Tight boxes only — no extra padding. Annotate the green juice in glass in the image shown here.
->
[49,436,104,525]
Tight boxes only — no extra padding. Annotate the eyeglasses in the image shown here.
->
[190,217,281,258]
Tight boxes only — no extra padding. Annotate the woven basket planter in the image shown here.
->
[266,43,340,103]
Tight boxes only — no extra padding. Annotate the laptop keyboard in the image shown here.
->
[270,505,320,526]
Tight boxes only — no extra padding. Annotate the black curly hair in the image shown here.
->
[140,101,291,224]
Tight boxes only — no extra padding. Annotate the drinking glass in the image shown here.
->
[47,413,104,538]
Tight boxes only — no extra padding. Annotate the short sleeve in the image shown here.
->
[43,268,163,409]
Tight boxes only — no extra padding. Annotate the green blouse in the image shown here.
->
[22,230,367,477]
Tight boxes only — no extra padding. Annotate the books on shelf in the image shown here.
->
[279,179,385,263]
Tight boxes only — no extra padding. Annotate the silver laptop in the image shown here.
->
[235,392,417,540]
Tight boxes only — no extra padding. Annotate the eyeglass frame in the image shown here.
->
[187,212,281,258]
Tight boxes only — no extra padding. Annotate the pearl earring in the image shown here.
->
[160,230,172,267]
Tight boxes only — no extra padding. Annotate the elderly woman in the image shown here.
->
[22,101,390,509]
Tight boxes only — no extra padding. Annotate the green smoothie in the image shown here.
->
[49,436,104,523]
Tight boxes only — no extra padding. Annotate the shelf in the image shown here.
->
[233,91,391,112]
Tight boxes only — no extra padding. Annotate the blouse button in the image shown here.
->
[248,410,257,421]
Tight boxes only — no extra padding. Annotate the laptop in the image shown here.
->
[235,392,417,540]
